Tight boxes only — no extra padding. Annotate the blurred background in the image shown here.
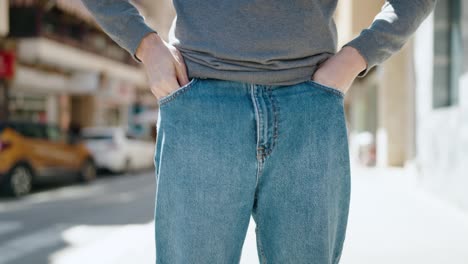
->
[0,0,467,263]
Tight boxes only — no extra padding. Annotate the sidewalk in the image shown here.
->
[340,167,468,264]
[45,167,468,264]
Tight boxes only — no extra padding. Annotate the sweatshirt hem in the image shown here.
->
[184,56,331,86]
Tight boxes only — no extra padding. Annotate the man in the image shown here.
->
[82,1,437,263]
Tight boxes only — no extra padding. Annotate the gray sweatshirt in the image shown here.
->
[82,0,437,86]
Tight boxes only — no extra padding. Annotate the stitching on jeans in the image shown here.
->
[305,80,345,98]
[250,85,264,188]
[255,225,268,263]
[158,78,199,107]
[264,88,279,157]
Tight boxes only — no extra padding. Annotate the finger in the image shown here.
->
[174,55,189,86]
[175,66,189,86]
[160,77,180,97]
[151,77,180,99]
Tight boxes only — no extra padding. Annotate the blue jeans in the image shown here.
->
[154,77,351,264]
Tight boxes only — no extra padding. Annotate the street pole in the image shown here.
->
[0,79,8,121]
[0,1,8,37]
[0,0,10,121]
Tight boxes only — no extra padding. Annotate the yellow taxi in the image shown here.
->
[0,121,96,197]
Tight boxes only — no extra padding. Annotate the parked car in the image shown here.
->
[0,121,96,197]
[81,127,154,173]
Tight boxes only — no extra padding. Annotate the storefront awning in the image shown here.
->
[17,37,147,87]
[12,65,98,94]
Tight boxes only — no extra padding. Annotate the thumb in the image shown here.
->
[174,57,189,86]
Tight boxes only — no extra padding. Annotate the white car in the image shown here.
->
[81,127,154,173]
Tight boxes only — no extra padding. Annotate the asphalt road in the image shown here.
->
[0,171,156,264]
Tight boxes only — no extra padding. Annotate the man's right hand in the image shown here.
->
[135,33,190,100]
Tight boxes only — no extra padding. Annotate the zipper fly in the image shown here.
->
[249,84,279,161]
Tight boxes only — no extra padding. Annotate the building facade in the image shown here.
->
[335,0,415,167]
[4,0,144,130]
[336,0,468,210]
[1,0,176,140]
[413,0,468,210]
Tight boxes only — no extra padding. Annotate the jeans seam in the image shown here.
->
[255,225,268,264]
[264,88,279,157]
[250,85,264,188]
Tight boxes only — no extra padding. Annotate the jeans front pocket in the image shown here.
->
[305,80,345,98]
[158,77,199,107]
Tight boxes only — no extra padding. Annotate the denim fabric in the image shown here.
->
[154,77,351,264]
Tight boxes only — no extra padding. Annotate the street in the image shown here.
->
[1,167,468,264]
[0,171,156,264]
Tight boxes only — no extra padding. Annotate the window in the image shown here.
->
[125,133,138,140]
[433,0,462,108]
[46,125,65,142]
[10,123,46,139]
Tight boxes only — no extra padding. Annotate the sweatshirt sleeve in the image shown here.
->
[343,0,437,77]
[81,0,157,62]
